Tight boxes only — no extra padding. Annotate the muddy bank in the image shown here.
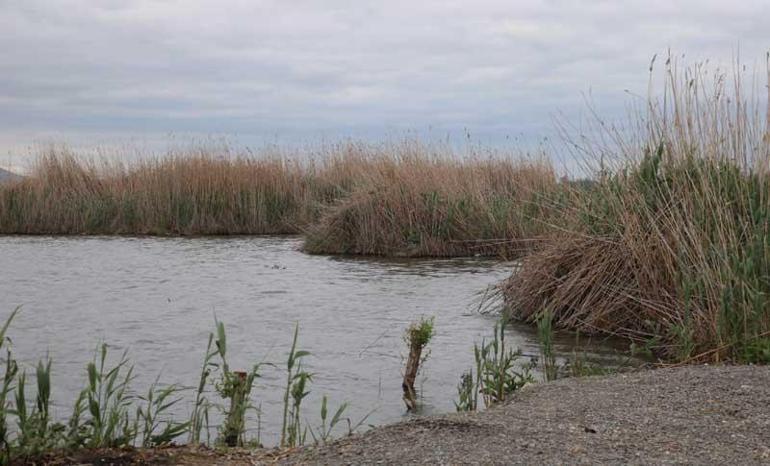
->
[276,365,770,465]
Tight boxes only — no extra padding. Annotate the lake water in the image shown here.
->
[0,236,629,445]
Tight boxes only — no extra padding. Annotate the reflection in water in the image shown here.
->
[0,236,630,444]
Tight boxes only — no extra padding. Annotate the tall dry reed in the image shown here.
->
[500,56,770,362]
[0,150,319,235]
[0,143,556,258]
[303,147,558,257]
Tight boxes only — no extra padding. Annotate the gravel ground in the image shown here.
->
[33,366,769,465]
[272,365,770,465]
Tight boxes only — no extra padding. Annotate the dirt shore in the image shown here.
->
[276,365,770,465]
[26,365,770,465]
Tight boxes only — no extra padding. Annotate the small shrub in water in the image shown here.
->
[402,316,435,411]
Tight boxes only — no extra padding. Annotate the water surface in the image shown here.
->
[0,236,628,444]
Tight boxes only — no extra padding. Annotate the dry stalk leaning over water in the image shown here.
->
[500,55,770,362]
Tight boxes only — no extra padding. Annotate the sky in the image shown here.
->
[1,0,768,170]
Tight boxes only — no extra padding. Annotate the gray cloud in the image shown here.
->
[0,0,768,163]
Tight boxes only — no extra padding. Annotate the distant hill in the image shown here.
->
[0,168,21,183]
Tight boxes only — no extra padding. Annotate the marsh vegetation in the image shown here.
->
[1,55,769,461]
[0,310,378,463]
[0,145,555,258]
[499,59,770,363]
[2,59,768,363]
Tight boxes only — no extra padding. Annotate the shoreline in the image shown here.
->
[275,365,770,465]
[25,365,770,465]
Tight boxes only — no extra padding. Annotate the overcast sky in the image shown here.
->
[1,0,768,167]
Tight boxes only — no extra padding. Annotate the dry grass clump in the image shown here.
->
[500,58,770,362]
[303,147,558,257]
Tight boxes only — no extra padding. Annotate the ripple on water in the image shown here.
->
[0,236,630,445]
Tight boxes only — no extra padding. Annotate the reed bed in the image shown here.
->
[0,143,556,257]
[0,150,324,235]
[303,152,558,257]
[499,58,770,362]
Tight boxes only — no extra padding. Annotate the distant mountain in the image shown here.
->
[0,168,21,183]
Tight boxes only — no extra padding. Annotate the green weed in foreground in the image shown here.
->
[0,310,367,463]
[212,319,265,447]
[308,395,347,445]
[0,307,20,461]
[280,323,312,448]
[136,379,189,448]
[188,332,216,446]
[455,318,533,412]
[537,309,557,382]
[82,345,136,448]
[455,318,626,413]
